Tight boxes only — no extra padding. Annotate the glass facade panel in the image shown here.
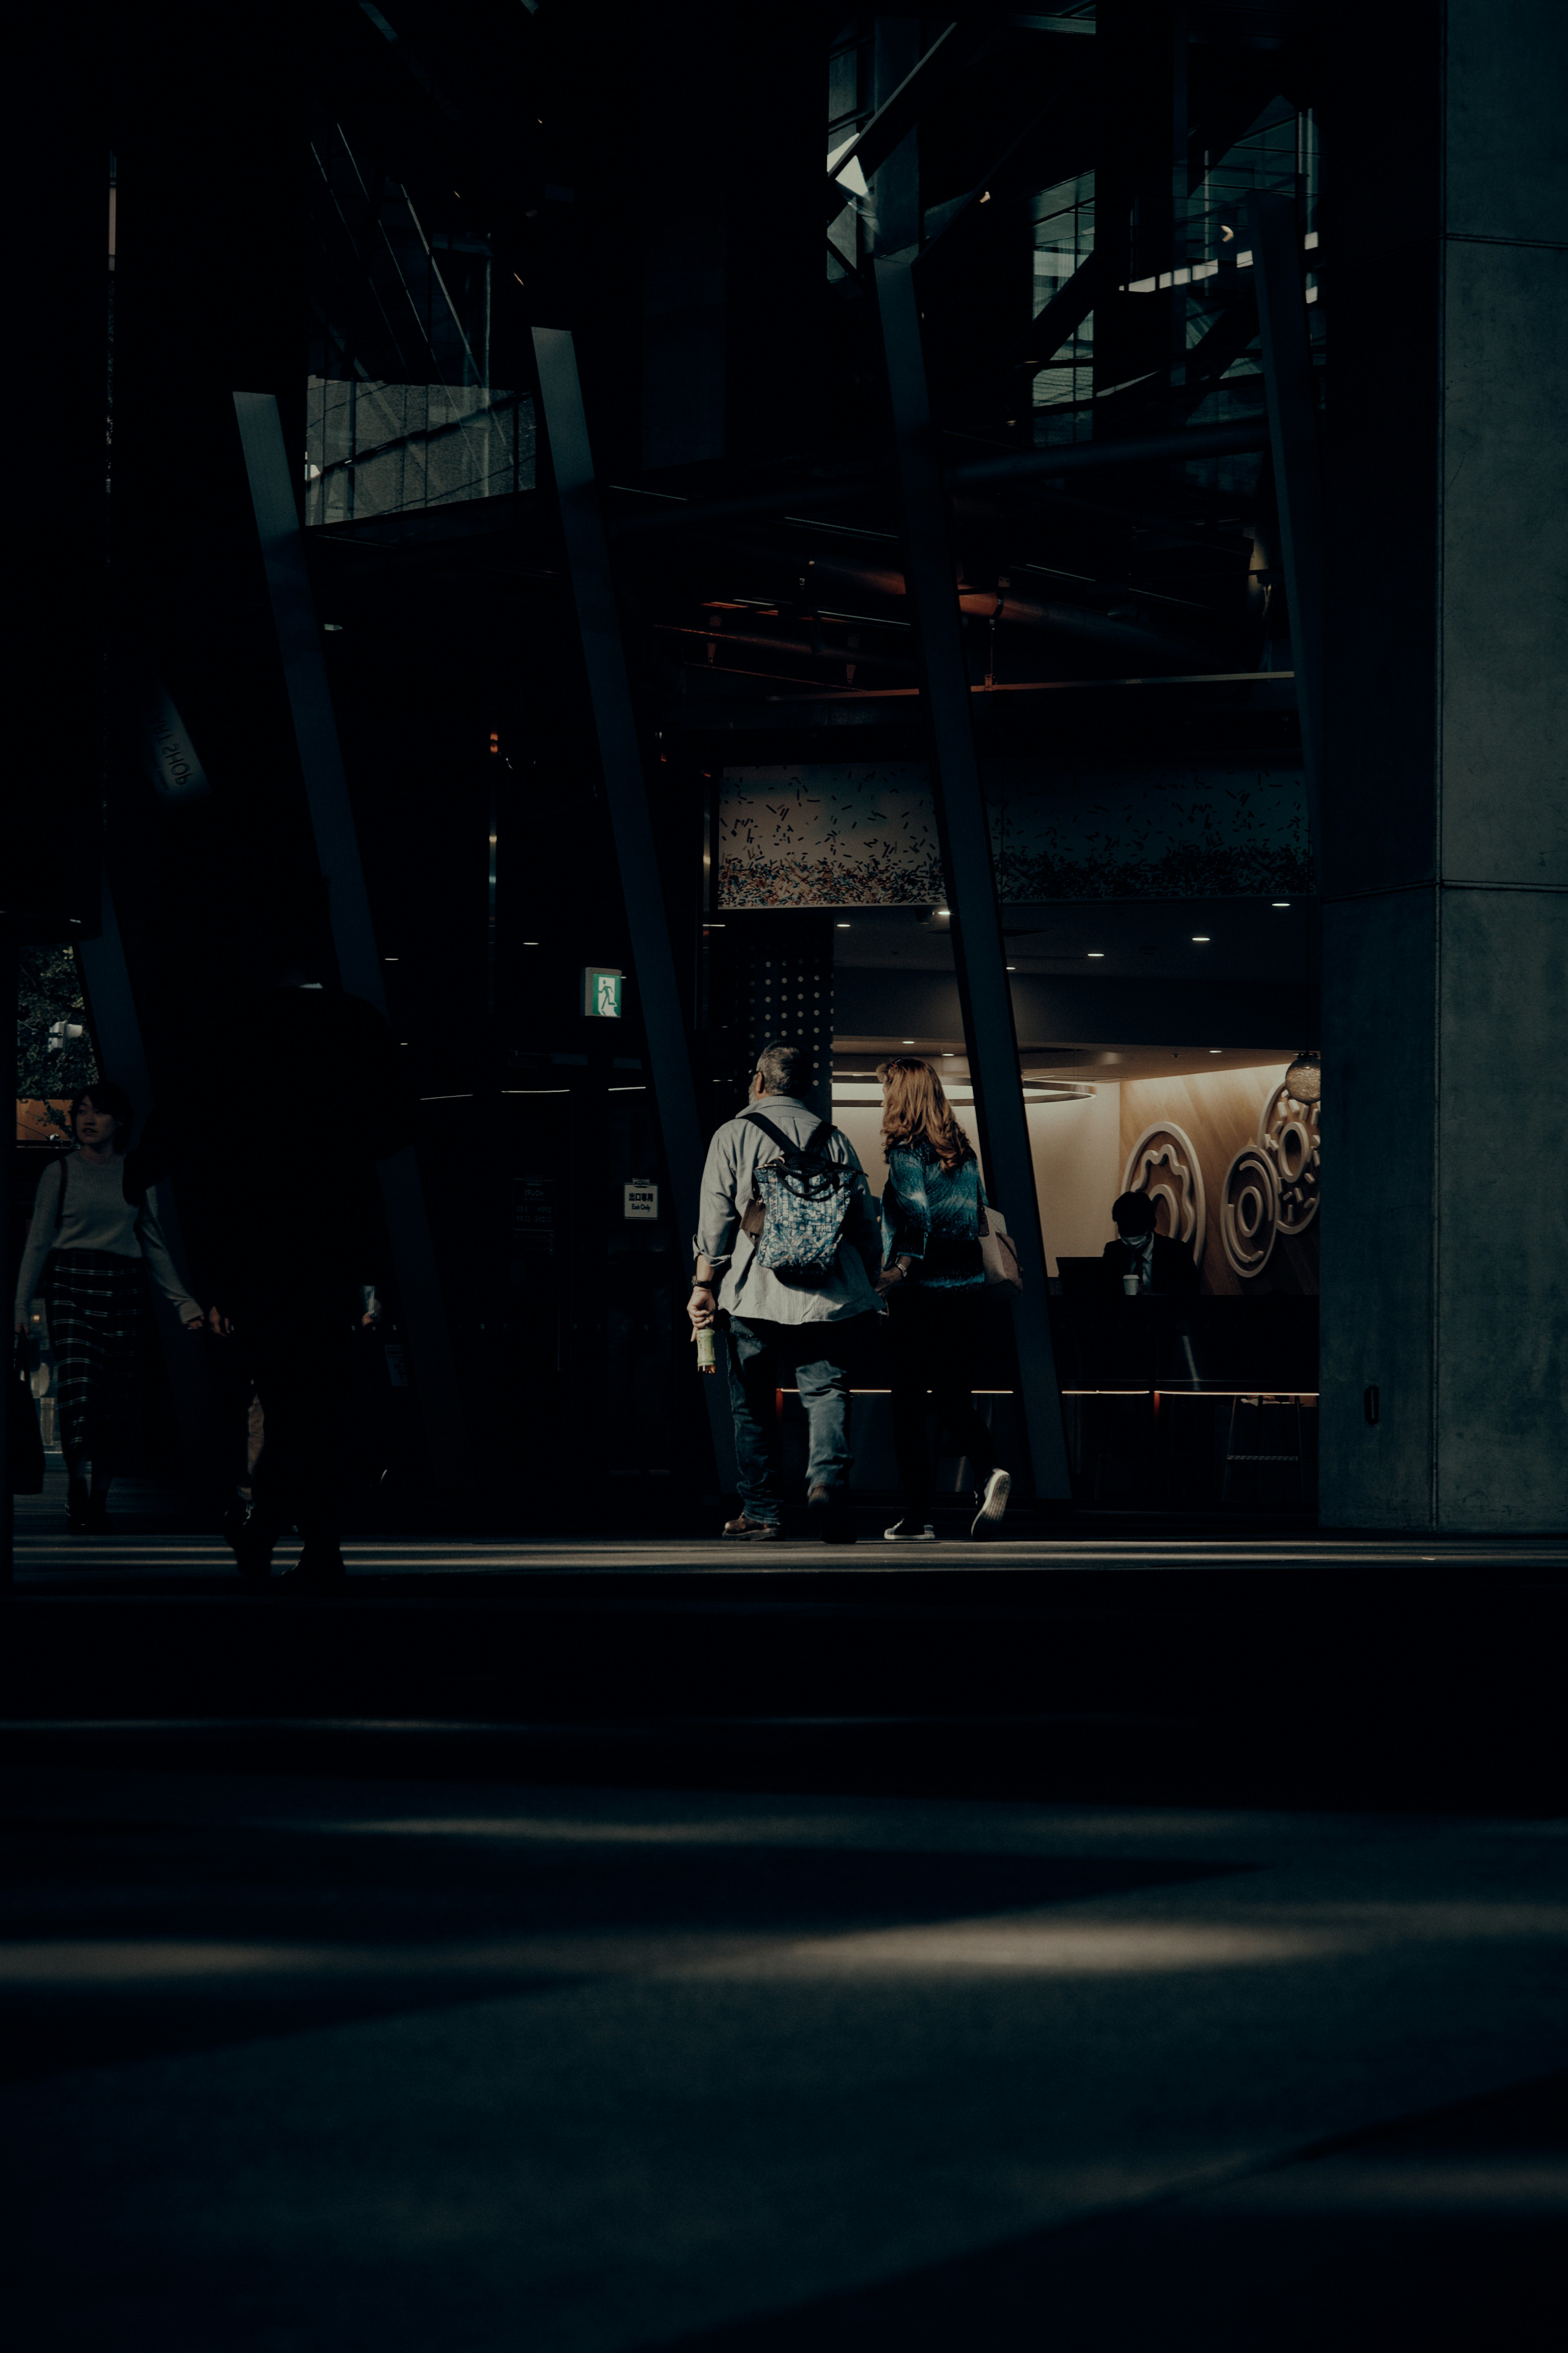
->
[1032,172,1096,446]
[304,379,534,522]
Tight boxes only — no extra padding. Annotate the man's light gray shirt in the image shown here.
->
[694,1093,882,1324]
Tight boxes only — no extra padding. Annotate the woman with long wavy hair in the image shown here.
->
[876,1057,1011,1541]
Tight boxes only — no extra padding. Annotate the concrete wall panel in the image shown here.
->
[1441,240,1568,885]
[1446,0,1568,245]
[1319,890,1437,1527]
[1435,887,1568,1527]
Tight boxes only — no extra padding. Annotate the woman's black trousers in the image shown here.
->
[884,1285,998,1518]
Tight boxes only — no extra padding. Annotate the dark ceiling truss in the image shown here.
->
[1015,245,1105,377]
[1177,286,1262,406]
[822,18,1002,227]
[306,393,529,484]
[318,1,1316,711]
[308,133,427,384]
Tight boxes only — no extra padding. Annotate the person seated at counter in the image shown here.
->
[1102,1190,1200,1296]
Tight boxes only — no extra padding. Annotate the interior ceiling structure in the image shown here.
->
[826,896,1311,980]
[305,0,1322,740]
[297,0,1322,1067]
[831,1044,1294,1082]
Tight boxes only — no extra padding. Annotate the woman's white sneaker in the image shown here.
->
[970,1469,1011,1537]
[884,1518,936,1541]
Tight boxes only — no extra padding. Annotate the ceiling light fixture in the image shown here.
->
[836,921,851,928]
[1192,934,1211,942]
[1087,950,1104,959]
[1272,900,1291,908]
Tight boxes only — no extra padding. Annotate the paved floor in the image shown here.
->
[14,1461,1565,1585]
[2,1756,1564,2349]
[20,1536,1568,1580]
[15,1524,1568,1586]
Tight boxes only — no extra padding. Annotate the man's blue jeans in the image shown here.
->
[724,1314,865,1524]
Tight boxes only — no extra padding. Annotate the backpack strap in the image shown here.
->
[739,1111,795,1154]
[743,1112,840,1161]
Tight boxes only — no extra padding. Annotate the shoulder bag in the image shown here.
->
[977,1202,1024,1294]
[9,1338,46,1495]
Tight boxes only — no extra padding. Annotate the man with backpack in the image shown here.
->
[688,1042,882,1543]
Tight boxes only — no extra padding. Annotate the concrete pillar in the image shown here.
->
[1321,0,1568,1530]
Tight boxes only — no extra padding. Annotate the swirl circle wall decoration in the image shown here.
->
[1219,1144,1279,1278]
[1257,1079,1321,1235]
[1120,1122,1206,1264]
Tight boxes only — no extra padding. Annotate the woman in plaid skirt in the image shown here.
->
[13,1083,205,1531]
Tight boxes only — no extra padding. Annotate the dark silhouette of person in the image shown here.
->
[137,899,416,1584]
[1102,1190,1200,1297]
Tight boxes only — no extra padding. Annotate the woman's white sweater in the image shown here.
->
[13,1155,202,1325]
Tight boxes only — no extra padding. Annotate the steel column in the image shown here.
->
[530,326,735,1488]
[874,250,1072,1505]
[232,391,471,1495]
[1247,190,1324,852]
[77,870,211,1473]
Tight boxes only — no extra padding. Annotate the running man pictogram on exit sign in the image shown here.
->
[582,966,623,1018]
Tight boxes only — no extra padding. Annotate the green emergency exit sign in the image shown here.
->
[583,966,623,1018]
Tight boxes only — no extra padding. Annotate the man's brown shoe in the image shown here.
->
[722,1512,782,1540]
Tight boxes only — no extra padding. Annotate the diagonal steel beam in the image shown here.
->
[78,868,213,1477]
[233,390,472,1495]
[531,326,736,1489]
[1016,244,1105,377]
[825,20,995,223]
[1246,191,1323,852]
[874,250,1072,1506]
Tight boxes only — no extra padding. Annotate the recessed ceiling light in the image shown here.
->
[1192,935,1211,942]
[1087,950,1104,959]
[836,921,851,929]
[523,940,539,946]
[1272,900,1291,908]
[1006,963,1016,970]
[901,1038,915,1045]
[1209,1048,1223,1055]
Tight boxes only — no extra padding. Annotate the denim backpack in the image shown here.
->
[740,1113,856,1289]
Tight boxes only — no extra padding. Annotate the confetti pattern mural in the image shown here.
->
[718,762,1310,908]
[717,766,942,908]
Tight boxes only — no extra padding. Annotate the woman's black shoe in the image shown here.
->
[223,1497,276,1581]
[282,1547,347,1588]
